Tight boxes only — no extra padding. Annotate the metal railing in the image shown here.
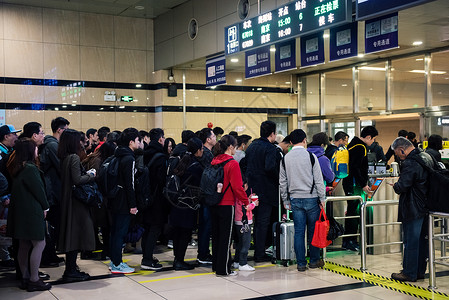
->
[360,199,401,271]
[428,211,449,290]
[323,196,364,260]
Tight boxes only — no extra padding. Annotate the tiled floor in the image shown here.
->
[0,244,447,300]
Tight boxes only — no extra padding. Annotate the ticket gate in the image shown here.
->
[326,178,346,248]
[366,175,401,254]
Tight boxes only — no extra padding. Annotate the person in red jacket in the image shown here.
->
[210,135,249,276]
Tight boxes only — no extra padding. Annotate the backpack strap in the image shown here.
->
[348,144,367,156]
[308,151,316,194]
[219,158,234,197]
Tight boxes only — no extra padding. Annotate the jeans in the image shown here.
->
[290,197,321,267]
[197,205,211,259]
[402,217,428,280]
[234,224,252,266]
[110,213,131,266]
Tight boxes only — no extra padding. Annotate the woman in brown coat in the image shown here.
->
[57,129,96,282]
[7,138,51,291]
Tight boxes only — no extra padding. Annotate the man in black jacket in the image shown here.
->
[109,128,139,274]
[390,137,433,282]
[245,120,279,262]
[342,126,378,252]
[39,117,69,267]
[141,128,168,270]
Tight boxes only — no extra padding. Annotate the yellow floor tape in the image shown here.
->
[323,261,449,300]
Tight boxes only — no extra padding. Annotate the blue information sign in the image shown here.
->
[245,46,271,79]
[365,13,398,54]
[225,0,351,55]
[206,56,226,88]
[300,32,324,67]
[329,22,357,61]
[275,39,296,73]
[356,0,434,21]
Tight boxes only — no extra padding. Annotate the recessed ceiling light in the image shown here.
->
[358,54,365,58]
[270,48,276,52]
[231,58,239,63]
[236,79,242,83]
[359,66,386,71]
[210,86,217,89]
[285,81,291,84]
[412,41,423,46]
[342,84,348,87]
[135,6,144,10]
[323,33,330,38]
[410,70,446,75]
[416,58,424,61]
[136,84,142,88]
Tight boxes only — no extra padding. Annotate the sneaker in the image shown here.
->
[167,240,173,249]
[27,279,51,292]
[216,271,238,277]
[187,239,198,249]
[108,261,113,270]
[232,262,239,269]
[265,246,273,255]
[297,265,307,272]
[141,261,163,271]
[110,262,135,274]
[239,264,255,271]
[309,260,325,269]
[38,272,50,280]
[197,254,213,264]
[342,240,359,252]
[391,272,416,282]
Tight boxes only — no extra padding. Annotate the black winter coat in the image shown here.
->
[39,135,61,206]
[343,137,368,195]
[245,137,280,206]
[143,140,170,225]
[108,146,137,214]
[393,148,433,222]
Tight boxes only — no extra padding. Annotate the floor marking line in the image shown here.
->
[138,272,214,283]
[323,261,449,300]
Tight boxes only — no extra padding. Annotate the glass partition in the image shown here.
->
[431,50,449,107]
[325,69,353,115]
[300,74,319,116]
[392,56,425,110]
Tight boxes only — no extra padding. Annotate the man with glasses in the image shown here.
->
[21,122,45,146]
[325,131,349,160]
[39,117,70,268]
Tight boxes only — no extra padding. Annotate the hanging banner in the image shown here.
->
[300,32,325,67]
[274,39,296,73]
[245,45,271,79]
[206,56,226,88]
[330,22,358,61]
[365,13,398,54]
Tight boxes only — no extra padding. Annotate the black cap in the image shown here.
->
[0,125,21,140]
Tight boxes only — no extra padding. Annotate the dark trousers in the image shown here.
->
[141,224,163,265]
[253,202,274,259]
[197,205,211,259]
[173,227,192,262]
[402,217,428,280]
[211,205,234,275]
[234,224,252,266]
[343,186,365,243]
[41,205,60,264]
[65,250,78,274]
[110,213,131,266]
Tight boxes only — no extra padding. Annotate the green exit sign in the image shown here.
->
[121,96,133,102]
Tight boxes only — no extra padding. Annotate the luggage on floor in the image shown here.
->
[272,220,296,266]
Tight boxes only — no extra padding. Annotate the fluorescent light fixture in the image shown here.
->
[412,41,423,46]
[358,54,365,58]
[285,81,291,84]
[136,84,142,88]
[410,70,447,75]
[257,87,262,91]
[189,89,195,91]
[341,84,348,87]
[210,86,217,89]
[323,33,330,38]
[230,58,239,63]
[270,48,276,52]
[416,58,424,61]
[236,79,242,83]
[359,66,386,71]
[119,106,125,109]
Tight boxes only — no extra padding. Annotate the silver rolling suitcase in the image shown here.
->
[272,220,296,266]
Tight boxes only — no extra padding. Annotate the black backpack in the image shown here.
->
[135,166,152,210]
[412,155,449,213]
[97,156,120,198]
[200,158,233,206]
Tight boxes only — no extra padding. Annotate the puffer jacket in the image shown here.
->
[393,148,434,222]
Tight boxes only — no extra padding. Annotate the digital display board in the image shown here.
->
[356,0,434,21]
[225,0,351,55]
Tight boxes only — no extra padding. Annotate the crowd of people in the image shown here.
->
[0,118,446,291]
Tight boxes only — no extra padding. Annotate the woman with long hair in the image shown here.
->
[164,137,176,156]
[6,138,51,291]
[210,135,249,276]
[169,137,203,270]
[57,129,96,282]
